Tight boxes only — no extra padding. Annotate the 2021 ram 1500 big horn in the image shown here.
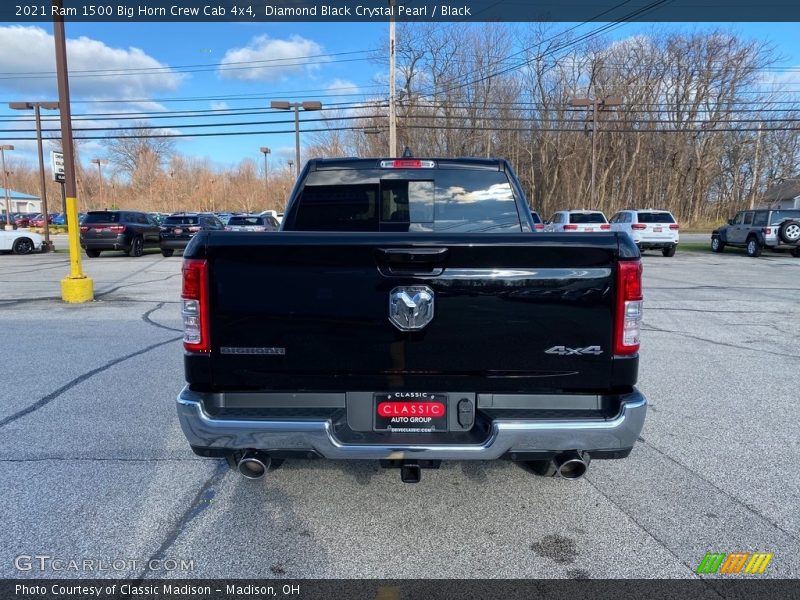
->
[177,157,647,483]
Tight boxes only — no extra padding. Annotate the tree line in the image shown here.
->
[5,25,799,226]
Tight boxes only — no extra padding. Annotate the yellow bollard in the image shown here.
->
[60,195,93,303]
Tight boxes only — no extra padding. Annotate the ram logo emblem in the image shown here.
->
[389,286,435,331]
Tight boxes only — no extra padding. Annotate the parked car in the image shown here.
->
[530,210,545,231]
[79,210,161,257]
[0,228,43,255]
[159,212,225,257]
[545,210,610,232]
[609,209,679,257]
[711,209,800,257]
[30,213,58,227]
[224,215,278,232]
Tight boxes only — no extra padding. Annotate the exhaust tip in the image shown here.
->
[554,452,589,480]
[237,451,271,480]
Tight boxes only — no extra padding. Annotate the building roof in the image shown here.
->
[0,188,40,200]
[762,178,800,202]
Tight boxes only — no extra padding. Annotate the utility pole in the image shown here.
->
[750,123,763,210]
[570,96,622,208]
[388,0,397,158]
[270,100,322,177]
[53,0,93,303]
[0,145,12,231]
[9,102,59,250]
[259,146,271,193]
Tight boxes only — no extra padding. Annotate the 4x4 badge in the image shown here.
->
[545,345,603,356]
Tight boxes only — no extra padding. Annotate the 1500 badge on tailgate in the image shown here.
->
[374,393,448,432]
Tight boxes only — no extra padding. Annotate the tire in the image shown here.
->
[662,245,677,257]
[85,249,101,258]
[746,236,762,258]
[127,236,144,257]
[12,237,34,255]
[778,220,800,244]
[161,248,174,257]
[711,236,725,253]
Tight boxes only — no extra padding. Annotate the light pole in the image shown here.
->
[1,144,13,231]
[259,146,271,193]
[54,0,93,303]
[570,96,622,208]
[91,158,107,209]
[270,100,322,177]
[9,101,59,250]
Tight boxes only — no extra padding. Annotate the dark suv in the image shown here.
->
[80,210,161,257]
[159,213,224,257]
[712,209,800,257]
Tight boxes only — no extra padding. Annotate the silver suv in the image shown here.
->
[711,209,800,257]
[609,209,679,257]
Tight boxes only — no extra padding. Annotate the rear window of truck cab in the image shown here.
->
[292,168,523,233]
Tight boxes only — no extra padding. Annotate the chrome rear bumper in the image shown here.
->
[176,386,647,460]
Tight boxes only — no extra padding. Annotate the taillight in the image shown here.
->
[79,226,88,233]
[614,261,643,356]
[109,225,125,233]
[631,223,647,230]
[563,224,578,230]
[182,259,210,353]
[600,223,611,230]
[188,226,201,232]
[763,228,771,235]
[379,159,435,169]
[669,224,679,230]
[534,223,545,231]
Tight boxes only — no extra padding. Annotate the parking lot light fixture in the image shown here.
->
[270,100,322,177]
[1,144,13,231]
[259,147,271,192]
[9,102,59,248]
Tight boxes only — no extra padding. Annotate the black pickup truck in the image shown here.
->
[177,157,647,483]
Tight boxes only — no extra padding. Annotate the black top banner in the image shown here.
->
[5,0,800,23]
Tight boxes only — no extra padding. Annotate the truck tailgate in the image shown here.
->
[197,232,623,392]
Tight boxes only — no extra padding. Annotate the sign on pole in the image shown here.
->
[50,150,65,183]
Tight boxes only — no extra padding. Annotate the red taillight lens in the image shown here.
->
[182,259,210,352]
[600,223,611,230]
[563,224,578,230]
[631,223,647,230]
[188,226,201,232]
[379,159,435,169]
[669,224,679,230]
[763,228,772,235]
[534,223,545,231]
[79,226,88,233]
[109,225,125,233]
[614,261,643,356]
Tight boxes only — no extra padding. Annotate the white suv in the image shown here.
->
[609,209,679,257]
[545,210,610,232]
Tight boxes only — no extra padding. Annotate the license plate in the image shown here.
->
[174,228,183,234]
[374,393,448,432]
[654,227,662,232]
[585,228,593,232]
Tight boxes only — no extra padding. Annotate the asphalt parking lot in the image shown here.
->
[1,243,798,580]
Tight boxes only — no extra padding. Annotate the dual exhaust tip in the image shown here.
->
[553,451,589,480]
[236,450,589,481]
[237,450,271,480]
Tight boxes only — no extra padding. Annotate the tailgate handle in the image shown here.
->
[375,248,449,275]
